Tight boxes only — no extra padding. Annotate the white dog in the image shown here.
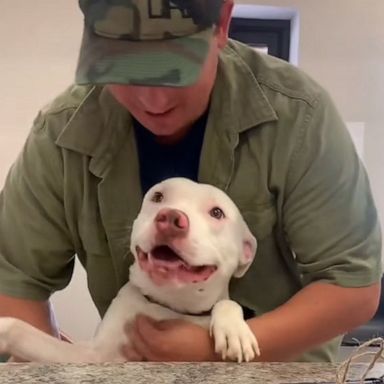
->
[0,178,259,363]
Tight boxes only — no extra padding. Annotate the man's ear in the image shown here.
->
[234,228,257,278]
[215,0,234,49]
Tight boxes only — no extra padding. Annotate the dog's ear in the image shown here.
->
[234,227,257,278]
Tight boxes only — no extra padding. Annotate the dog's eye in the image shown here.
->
[151,191,164,203]
[210,207,225,220]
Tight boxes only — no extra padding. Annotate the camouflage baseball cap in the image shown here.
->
[75,0,225,87]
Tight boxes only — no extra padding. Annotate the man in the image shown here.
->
[0,0,381,363]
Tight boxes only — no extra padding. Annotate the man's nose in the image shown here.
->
[155,208,189,237]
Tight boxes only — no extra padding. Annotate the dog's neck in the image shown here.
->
[142,294,213,316]
[129,263,230,315]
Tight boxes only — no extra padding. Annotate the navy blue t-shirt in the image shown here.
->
[133,111,208,194]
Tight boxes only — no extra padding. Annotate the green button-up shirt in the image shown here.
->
[0,40,381,362]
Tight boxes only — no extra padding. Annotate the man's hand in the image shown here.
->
[122,282,381,362]
[124,314,220,362]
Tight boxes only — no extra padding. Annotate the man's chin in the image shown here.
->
[142,120,194,144]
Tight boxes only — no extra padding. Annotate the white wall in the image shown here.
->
[0,0,100,340]
[0,1,383,340]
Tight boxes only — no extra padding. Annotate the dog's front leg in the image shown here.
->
[209,300,260,362]
[0,317,101,363]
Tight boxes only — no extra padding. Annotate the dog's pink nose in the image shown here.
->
[155,209,189,236]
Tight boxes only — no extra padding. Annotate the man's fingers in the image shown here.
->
[125,315,188,361]
[122,315,162,361]
[135,314,170,334]
[136,314,185,331]
[121,346,145,362]
[135,314,159,329]
[130,319,159,360]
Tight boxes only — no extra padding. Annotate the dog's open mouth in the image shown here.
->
[136,245,217,284]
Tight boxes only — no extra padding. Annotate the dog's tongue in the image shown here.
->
[148,264,216,285]
[147,246,216,284]
[177,265,217,283]
[149,246,185,270]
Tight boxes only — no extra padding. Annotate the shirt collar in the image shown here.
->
[55,43,278,177]
[56,85,132,177]
[211,43,278,135]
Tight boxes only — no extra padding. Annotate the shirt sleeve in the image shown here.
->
[283,89,382,287]
[0,112,75,300]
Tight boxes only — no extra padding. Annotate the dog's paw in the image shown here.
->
[209,301,260,363]
[210,318,260,362]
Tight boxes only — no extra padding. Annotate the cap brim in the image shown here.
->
[75,27,214,87]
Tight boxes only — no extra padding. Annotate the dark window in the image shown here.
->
[229,18,291,61]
